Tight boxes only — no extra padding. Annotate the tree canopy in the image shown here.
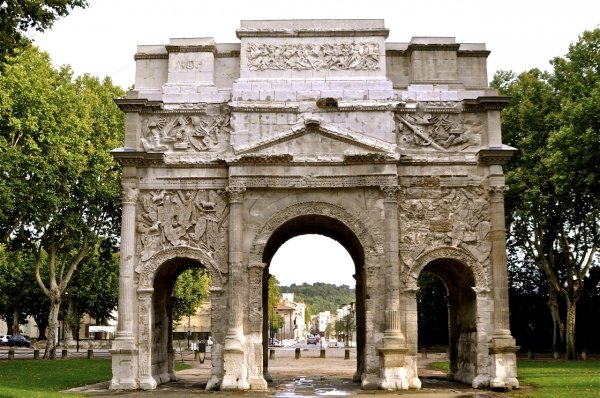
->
[0,0,87,64]
[493,28,600,359]
[0,45,124,357]
[281,282,355,315]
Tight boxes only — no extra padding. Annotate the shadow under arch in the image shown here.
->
[250,200,381,384]
[407,246,491,386]
[135,246,223,388]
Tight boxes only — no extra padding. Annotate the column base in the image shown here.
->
[249,376,268,390]
[139,376,158,390]
[378,347,421,390]
[489,335,519,390]
[109,342,138,390]
[222,346,249,390]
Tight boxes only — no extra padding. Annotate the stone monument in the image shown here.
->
[110,19,519,391]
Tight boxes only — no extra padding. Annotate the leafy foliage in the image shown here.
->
[173,267,210,324]
[281,282,355,314]
[416,272,448,348]
[0,45,124,357]
[0,0,87,64]
[492,28,600,359]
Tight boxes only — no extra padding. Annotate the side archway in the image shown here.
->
[403,246,492,386]
[134,246,225,389]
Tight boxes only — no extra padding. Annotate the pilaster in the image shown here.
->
[222,184,250,390]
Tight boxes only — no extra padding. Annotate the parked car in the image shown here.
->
[306,336,317,345]
[328,338,338,348]
[7,335,30,347]
[0,335,11,345]
[269,338,282,347]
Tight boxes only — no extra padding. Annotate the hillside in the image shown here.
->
[281,282,355,314]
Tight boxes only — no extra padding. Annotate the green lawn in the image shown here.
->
[0,359,191,398]
[431,359,600,398]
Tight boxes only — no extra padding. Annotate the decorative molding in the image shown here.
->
[134,53,169,60]
[236,28,389,39]
[381,185,401,202]
[111,150,165,167]
[215,51,241,58]
[114,98,163,113]
[165,45,216,54]
[407,43,461,53]
[463,96,510,112]
[225,184,246,203]
[457,50,491,58]
[229,174,397,189]
[246,42,380,71]
[478,147,517,165]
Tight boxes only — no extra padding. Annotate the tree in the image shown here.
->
[172,267,210,324]
[267,275,283,341]
[492,28,600,360]
[0,46,124,358]
[0,0,87,64]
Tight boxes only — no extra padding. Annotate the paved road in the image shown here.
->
[65,345,506,397]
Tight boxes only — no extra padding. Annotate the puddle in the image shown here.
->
[273,377,352,396]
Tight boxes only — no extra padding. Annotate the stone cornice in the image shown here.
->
[457,50,491,58]
[215,51,241,58]
[463,96,511,112]
[114,98,163,113]
[236,28,390,39]
[165,45,217,54]
[234,154,294,164]
[343,153,398,164]
[134,53,168,60]
[407,43,461,54]
[111,149,165,167]
[478,146,517,165]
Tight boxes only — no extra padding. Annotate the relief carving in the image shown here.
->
[399,187,491,266]
[136,189,228,262]
[141,111,231,152]
[247,42,380,71]
[395,112,483,151]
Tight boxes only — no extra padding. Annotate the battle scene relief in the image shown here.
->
[136,189,229,263]
[395,109,484,152]
[141,111,232,153]
[399,180,491,267]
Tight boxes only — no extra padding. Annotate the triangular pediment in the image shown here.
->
[233,120,396,160]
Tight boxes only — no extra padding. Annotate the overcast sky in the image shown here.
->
[25,0,599,287]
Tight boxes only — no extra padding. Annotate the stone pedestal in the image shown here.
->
[109,341,138,390]
[489,336,519,390]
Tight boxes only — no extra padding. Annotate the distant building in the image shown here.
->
[275,294,306,341]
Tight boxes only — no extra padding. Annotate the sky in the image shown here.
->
[24,0,599,287]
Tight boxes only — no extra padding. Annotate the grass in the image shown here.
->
[0,359,191,398]
[431,359,600,398]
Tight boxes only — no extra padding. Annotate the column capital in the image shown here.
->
[122,186,139,204]
[225,184,246,203]
[488,185,508,200]
[381,185,401,202]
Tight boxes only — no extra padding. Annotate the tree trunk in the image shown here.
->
[547,287,563,356]
[11,306,20,335]
[565,300,577,360]
[44,297,61,359]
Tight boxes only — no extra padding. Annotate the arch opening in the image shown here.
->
[416,258,478,384]
[260,214,366,382]
[149,257,213,387]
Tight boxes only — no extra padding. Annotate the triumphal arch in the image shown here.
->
[110,19,519,391]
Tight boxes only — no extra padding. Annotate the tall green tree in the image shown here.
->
[492,28,600,360]
[0,46,124,358]
[173,267,211,324]
[0,0,87,64]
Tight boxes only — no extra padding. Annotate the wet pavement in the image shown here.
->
[70,349,507,397]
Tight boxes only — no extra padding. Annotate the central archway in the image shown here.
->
[249,200,382,385]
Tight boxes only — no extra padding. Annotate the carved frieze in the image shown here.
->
[136,189,228,262]
[141,111,231,153]
[395,112,483,152]
[399,186,491,266]
[246,42,380,71]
